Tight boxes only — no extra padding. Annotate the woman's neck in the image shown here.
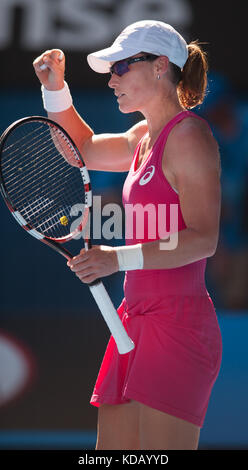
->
[139,84,185,144]
[144,103,185,146]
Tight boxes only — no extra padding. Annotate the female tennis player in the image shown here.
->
[33,20,222,450]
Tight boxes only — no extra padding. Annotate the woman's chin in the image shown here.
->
[118,103,137,114]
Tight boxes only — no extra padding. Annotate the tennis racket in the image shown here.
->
[0,116,134,354]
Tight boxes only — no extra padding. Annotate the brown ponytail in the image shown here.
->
[171,40,208,109]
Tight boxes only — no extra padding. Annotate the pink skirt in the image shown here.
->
[90,294,222,427]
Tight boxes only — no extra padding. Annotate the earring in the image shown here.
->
[157,74,160,80]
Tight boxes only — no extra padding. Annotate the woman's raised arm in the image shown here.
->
[33,49,147,171]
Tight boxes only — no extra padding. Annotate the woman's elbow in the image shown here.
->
[206,234,219,258]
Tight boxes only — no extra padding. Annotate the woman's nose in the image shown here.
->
[108,73,119,88]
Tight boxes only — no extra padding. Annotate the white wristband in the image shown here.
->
[114,243,144,271]
[41,81,73,112]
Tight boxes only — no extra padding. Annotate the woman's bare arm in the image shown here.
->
[33,49,147,172]
[142,119,221,268]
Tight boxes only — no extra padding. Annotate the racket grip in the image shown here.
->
[89,282,135,354]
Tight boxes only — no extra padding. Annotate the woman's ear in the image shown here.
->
[155,56,169,76]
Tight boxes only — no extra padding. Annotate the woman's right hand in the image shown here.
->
[33,49,65,91]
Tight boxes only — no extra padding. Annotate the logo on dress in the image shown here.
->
[139,165,155,186]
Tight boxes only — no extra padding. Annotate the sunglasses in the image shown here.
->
[109,54,158,77]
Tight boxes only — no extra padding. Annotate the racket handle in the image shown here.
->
[40,50,64,71]
[89,282,135,354]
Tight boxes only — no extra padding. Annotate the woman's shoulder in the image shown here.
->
[174,112,212,138]
[168,113,216,152]
[165,113,220,175]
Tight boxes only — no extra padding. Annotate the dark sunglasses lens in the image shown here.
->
[112,60,129,76]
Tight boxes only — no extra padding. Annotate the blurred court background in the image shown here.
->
[0,0,247,450]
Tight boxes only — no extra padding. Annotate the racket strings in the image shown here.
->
[22,196,72,235]
[3,129,73,187]
[5,146,56,195]
[1,121,87,239]
[2,124,79,170]
[2,127,57,181]
[2,124,45,157]
[4,141,78,219]
[6,147,75,205]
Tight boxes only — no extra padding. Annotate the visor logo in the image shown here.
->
[139,165,155,186]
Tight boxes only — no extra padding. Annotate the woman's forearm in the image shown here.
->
[141,227,218,270]
[48,105,94,158]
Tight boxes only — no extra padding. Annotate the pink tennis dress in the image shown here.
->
[90,110,222,427]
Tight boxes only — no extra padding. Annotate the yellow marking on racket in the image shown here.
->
[60,215,69,226]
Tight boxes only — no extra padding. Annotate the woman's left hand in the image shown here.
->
[67,245,119,283]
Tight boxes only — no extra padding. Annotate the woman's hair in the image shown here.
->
[170,40,208,109]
